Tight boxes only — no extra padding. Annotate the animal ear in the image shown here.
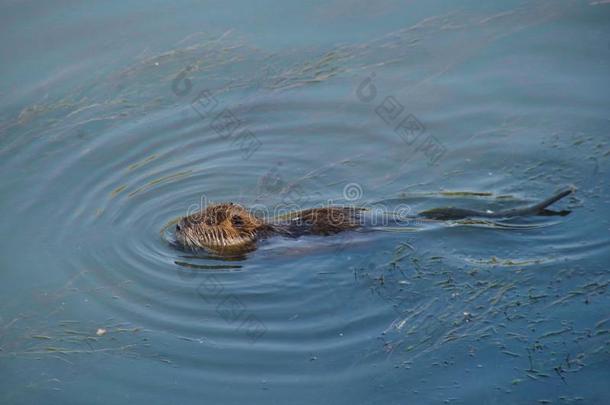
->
[231,215,245,228]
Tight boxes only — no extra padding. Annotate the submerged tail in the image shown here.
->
[418,185,576,221]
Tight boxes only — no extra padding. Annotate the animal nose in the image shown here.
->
[176,224,181,231]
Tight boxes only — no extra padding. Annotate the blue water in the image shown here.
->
[1,1,609,404]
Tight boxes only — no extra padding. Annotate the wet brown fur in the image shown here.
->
[175,187,575,254]
[175,203,363,252]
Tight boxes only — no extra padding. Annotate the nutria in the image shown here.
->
[174,186,575,253]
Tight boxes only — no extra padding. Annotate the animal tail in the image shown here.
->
[418,185,576,220]
[524,185,576,214]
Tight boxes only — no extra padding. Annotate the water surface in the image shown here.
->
[1,1,609,404]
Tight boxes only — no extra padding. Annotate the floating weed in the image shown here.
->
[0,320,149,364]
[127,170,192,197]
[465,256,544,267]
[110,184,128,198]
[352,232,609,395]
[539,328,572,339]
[595,317,610,329]
[127,154,158,171]
[439,191,494,197]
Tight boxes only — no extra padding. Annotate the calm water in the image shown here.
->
[1,1,609,404]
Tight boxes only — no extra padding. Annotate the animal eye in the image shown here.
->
[231,215,244,228]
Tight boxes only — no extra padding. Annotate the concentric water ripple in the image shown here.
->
[2,3,609,402]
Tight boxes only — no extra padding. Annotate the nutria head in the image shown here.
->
[175,203,266,251]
